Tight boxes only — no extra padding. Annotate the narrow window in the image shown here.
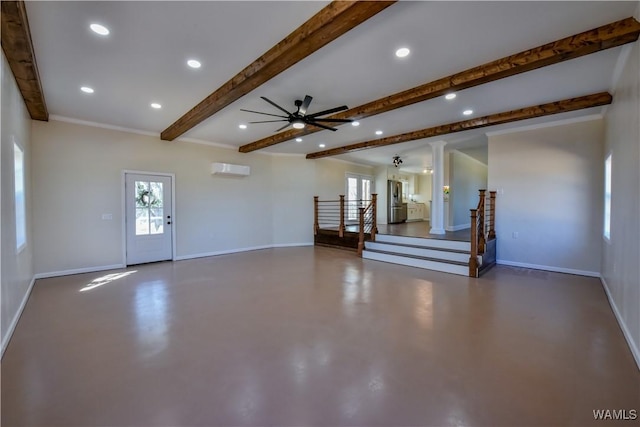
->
[14,142,26,251]
[604,154,611,241]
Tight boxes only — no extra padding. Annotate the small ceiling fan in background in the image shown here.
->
[241,95,353,132]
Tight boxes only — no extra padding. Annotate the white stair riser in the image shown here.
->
[366,242,469,263]
[375,234,470,251]
[363,251,469,276]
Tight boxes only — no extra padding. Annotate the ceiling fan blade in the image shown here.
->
[307,105,349,118]
[299,95,313,116]
[275,123,291,132]
[261,97,292,116]
[240,109,288,118]
[309,122,338,131]
[249,120,289,124]
[311,118,353,123]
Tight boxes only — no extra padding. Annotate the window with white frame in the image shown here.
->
[14,141,26,251]
[604,153,611,240]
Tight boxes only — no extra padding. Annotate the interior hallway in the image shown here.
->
[2,246,638,426]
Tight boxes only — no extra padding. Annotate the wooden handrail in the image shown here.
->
[477,190,486,254]
[371,193,378,241]
[488,191,496,240]
[313,196,319,235]
[339,195,345,238]
[469,209,479,277]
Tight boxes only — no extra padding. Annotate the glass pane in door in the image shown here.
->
[347,177,358,220]
[135,181,164,235]
[362,179,371,202]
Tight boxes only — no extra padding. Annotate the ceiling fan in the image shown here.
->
[241,95,353,132]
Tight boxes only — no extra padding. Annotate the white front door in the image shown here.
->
[346,174,373,222]
[125,173,173,265]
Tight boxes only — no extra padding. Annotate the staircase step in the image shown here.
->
[375,234,471,251]
[365,241,470,263]
[362,249,469,276]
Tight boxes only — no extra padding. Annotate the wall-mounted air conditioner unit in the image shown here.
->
[211,162,250,177]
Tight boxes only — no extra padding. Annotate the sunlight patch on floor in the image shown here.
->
[79,271,137,292]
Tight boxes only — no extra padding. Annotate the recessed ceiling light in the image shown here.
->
[90,23,110,36]
[375,130,383,135]
[395,47,410,58]
[80,86,94,94]
[187,59,201,69]
[151,103,162,109]
[463,109,473,116]
[238,124,247,129]
[445,93,456,100]
[352,121,360,127]
[295,138,303,142]
[423,169,428,174]
[319,143,326,148]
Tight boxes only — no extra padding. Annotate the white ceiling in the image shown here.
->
[26,1,637,170]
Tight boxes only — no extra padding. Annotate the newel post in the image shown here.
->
[371,193,378,241]
[488,191,496,240]
[357,207,365,256]
[313,196,319,235]
[469,209,479,277]
[339,195,345,238]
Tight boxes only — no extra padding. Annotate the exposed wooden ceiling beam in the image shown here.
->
[1,0,48,121]
[161,1,396,141]
[305,92,612,159]
[240,17,640,153]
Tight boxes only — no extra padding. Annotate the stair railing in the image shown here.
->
[469,189,497,277]
[357,195,377,255]
[314,195,346,236]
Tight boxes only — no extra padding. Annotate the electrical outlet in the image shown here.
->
[512,231,519,239]
[102,213,113,220]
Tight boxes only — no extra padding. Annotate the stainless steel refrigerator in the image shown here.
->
[387,180,407,224]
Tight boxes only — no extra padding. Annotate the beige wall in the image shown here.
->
[448,150,488,229]
[30,119,373,275]
[488,118,604,275]
[1,52,34,352]
[602,8,640,368]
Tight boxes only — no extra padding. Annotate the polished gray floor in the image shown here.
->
[2,247,638,426]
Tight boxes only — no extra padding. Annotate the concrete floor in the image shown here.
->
[2,246,638,426]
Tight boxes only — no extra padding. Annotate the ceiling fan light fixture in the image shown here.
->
[292,120,305,129]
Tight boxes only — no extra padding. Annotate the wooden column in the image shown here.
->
[339,195,345,238]
[371,193,378,241]
[313,196,319,235]
[469,209,479,278]
[488,191,497,240]
[478,190,486,254]
[357,207,365,256]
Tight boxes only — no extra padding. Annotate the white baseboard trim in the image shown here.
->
[272,242,314,248]
[446,223,470,232]
[496,260,600,277]
[175,243,314,261]
[2,276,36,358]
[600,276,640,371]
[34,264,126,280]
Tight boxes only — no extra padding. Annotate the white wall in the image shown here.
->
[30,120,373,275]
[1,52,34,352]
[488,118,604,275]
[314,158,373,200]
[602,7,640,369]
[448,150,488,229]
[271,155,315,245]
